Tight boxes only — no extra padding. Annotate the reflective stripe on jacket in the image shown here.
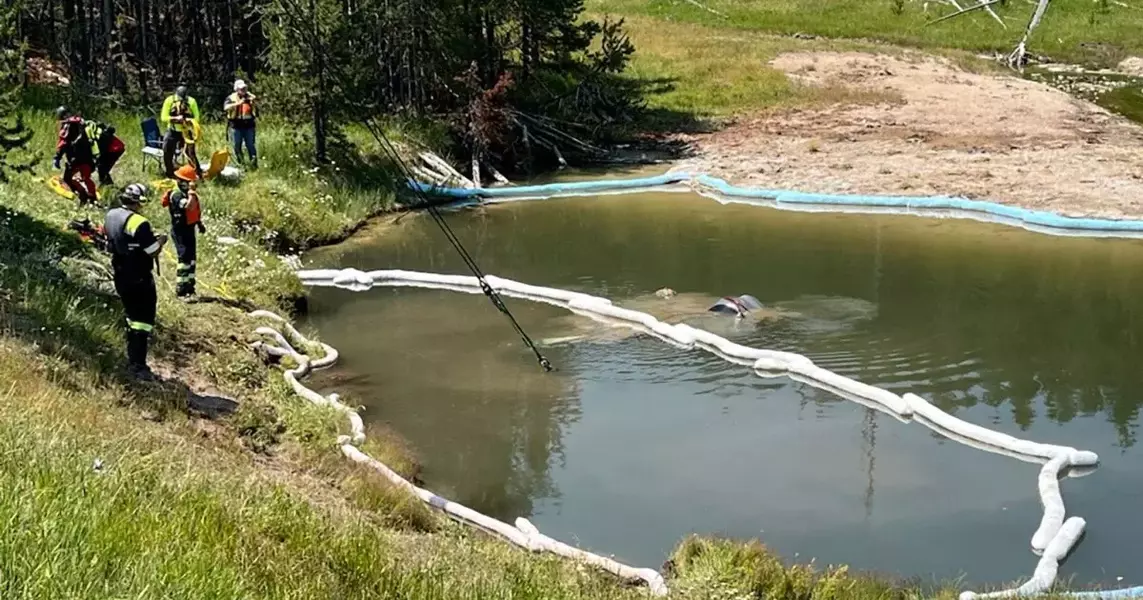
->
[105,207,159,277]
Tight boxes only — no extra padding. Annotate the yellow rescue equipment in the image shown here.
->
[46,175,101,202]
[152,118,230,189]
[182,118,230,180]
[204,148,230,180]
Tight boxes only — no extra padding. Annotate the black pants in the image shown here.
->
[162,129,201,178]
[162,129,183,177]
[113,271,157,367]
[172,224,197,297]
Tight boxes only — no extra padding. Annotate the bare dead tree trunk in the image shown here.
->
[138,0,148,97]
[1009,0,1052,69]
[102,0,115,89]
[311,0,328,162]
[225,0,237,76]
[471,147,481,186]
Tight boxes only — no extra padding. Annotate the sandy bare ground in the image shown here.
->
[673,52,1143,220]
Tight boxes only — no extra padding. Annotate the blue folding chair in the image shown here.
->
[141,117,178,172]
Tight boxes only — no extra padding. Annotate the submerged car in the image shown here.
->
[707,294,764,318]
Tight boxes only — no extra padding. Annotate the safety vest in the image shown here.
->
[171,100,191,134]
[161,94,201,133]
[105,207,156,276]
[225,92,258,122]
[163,189,201,226]
[85,121,104,156]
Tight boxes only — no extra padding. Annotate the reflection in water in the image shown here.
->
[302,191,1143,586]
[306,290,577,519]
[862,408,878,523]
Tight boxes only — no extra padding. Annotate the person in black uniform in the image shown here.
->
[162,164,205,298]
[104,183,168,380]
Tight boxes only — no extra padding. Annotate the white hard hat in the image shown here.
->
[234,79,247,91]
[122,183,149,203]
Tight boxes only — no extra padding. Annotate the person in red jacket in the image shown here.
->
[85,119,125,186]
[53,106,98,205]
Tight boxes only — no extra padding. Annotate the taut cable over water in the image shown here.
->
[271,266,1143,599]
[360,118,553,372]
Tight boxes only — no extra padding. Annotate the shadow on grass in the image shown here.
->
[627,76,717,138]
[0,204,238,417]
[0,206,120,369]
[145,370,240,420]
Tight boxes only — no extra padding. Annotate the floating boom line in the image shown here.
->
[295,267,1143,599]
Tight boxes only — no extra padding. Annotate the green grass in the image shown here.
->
[0,101,664,598]
[588,0,1143,68]
[665,535,1106,600]
[605,16,911,120]
[0,339,655,599]
[668,536,923,600]
[585,15,1003,125]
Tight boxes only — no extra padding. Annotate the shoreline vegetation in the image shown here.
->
[3,0,1142,596]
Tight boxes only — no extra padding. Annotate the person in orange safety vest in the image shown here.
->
[162,164,205,298]
[224,79,258,168]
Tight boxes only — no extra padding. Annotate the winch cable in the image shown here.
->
[362,118,554,373]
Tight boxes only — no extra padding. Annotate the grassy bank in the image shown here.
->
[0,332,673,599]
[0,102,694,597]
[585,0,1142,127]
[588,0,1143,68]
[588,15,997,123]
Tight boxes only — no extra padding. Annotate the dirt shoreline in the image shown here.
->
[673,51,1143,220]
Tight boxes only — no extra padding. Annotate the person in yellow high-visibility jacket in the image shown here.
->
[160,85,203,179]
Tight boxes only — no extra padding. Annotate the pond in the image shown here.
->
[300,188,1143,588]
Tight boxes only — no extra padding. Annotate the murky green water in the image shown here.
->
[302,191,1143,587]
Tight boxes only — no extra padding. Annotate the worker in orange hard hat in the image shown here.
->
[162,164,206,298]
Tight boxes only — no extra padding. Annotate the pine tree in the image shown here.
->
[0,0,35,182]
[262,0,351,163]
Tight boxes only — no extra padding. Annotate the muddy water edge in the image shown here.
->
[298,187,1143,589]
[1025,64,1143,123]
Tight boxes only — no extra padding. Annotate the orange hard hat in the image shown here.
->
[174,164,199,181]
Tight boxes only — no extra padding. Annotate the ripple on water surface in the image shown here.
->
[302,191,1143,588]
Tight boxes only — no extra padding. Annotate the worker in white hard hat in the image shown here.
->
[223,79,258,168]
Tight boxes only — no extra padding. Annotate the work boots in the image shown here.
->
[126,330,157,381]
[175,279,196,299]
